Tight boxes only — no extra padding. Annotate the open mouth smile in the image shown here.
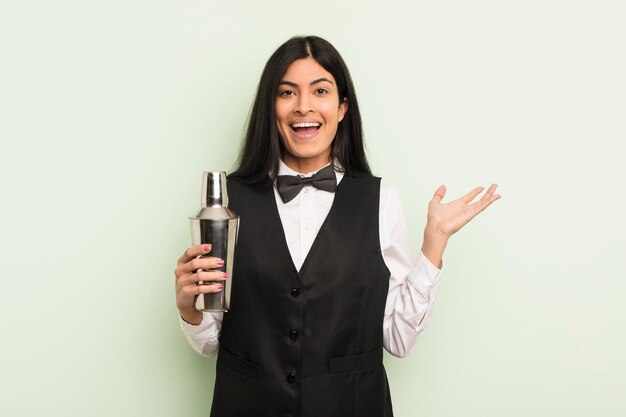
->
[289,122,321,139]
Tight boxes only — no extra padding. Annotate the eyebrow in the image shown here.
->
[278,77,335,87]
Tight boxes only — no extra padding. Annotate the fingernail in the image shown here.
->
[216,284,223,289]
[217,259,224,265]
[222,273,229,278]
[202,244,211,252]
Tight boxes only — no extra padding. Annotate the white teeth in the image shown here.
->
[291,122,321,128]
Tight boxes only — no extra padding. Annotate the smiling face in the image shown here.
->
[275,57,348,174]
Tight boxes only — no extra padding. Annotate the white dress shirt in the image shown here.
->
[180,160,443,358]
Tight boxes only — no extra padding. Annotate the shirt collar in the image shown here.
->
[276,159,345,185]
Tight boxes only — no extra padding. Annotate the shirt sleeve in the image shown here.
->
[179,311,223,357]
[380,179,443,358]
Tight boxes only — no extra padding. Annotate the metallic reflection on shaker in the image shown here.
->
[189,172,239,312]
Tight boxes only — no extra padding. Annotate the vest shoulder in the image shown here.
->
[227,175,273,192]
[343,172,383,186]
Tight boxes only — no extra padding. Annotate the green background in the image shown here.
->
[1,0,624,416]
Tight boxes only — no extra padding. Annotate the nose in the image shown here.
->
[294,94,314,114]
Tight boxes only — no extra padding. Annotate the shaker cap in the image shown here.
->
[202,171,228,208]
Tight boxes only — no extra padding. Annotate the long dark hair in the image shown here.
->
[231,36,371,184]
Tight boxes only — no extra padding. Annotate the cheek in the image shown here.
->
[275,115,289,138]
[277,130,287,147]
[275,103,289,126]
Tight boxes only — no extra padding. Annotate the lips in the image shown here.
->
[290,121,321,139]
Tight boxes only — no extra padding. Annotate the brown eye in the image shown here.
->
[316,88,328,95]
[280,90,294,97]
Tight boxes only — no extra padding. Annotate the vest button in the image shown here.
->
[290,288,300,297]
[289,330,298,340]
[286,372,296,384]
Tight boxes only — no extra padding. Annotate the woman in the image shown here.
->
[175,36,500,417]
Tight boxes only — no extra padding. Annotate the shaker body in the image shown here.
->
[190,217,239,312]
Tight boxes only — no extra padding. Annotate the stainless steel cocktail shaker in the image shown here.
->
[189,171,239,312]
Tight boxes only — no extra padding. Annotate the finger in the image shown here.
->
[176,270,228,288]
[461,186,485,204]
[198,283,224,294]
[431,185,446,204]
[177,244,212,265]
[479,184,498,201]
[182,282,223,297]
[194,270,229,284]
[469,192,501,217]
[179,256,225,274]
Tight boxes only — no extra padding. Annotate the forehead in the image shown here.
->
[281,57,336,84]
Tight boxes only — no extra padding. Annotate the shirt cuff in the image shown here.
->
[179,311,210,329]
[406,251,443,292]
[178,311,223,357]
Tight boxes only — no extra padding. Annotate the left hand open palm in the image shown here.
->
[426,184,501,238]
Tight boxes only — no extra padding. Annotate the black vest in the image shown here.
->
[210,174,393,417]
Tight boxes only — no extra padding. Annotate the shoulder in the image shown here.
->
[343,174,402,211]
[227,175,272,192]
[379,178,402,212]
[377,178,408,251]
[343,173,404,218]
[226,175,274,209]
[341,171,383,189]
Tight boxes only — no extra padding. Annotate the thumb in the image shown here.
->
[431,185,446,204]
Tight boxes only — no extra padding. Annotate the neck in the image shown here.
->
[282,155,331,175]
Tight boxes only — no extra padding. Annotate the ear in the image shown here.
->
[338,98,348,122]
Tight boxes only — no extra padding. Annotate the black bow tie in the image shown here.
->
[276,164,337,203]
